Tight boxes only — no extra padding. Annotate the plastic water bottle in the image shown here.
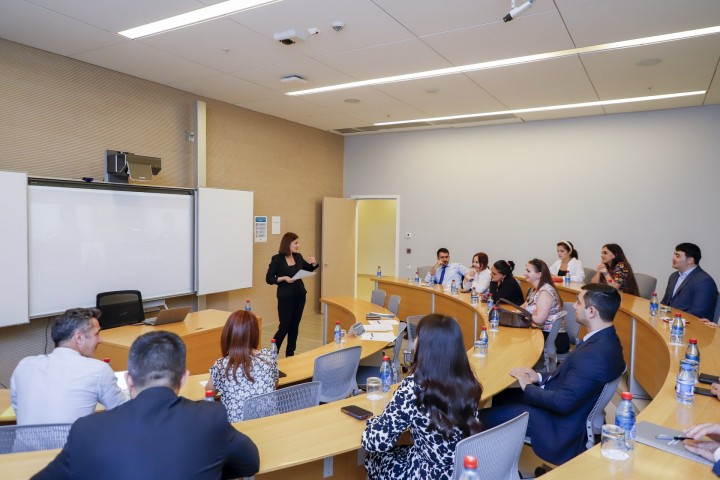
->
[676,361,695,405]
[450,279,458,295]
[615,392,636,451]
[490,306,500,331]
[479,326,489,351]
[334,321,342,344]
[685,338,700,364]
[669,314,684,344]
[486,294,494,314]
[414,270,420,285]
[204,390,215,402]
[649,292,659,317]
[428,274,434,288]
[270,338,278,359]
[563,273,571,286]
[458,455,479,479]
[245,300,252,311]
[377,265,382,279]
[470,290,478,306]
[379,356,392,392]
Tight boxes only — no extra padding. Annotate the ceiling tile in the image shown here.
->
[72,42,219,85]
[466,56,597,109]
[421,10,575,66]
[316,39,452,80]
[556,0,720,47]
[705,72,720,105]
[373,75,493,105]
[602,96,705,115]
[168,74,280,104]
[236,96,334,118]
[515,106,605,122]
[413,97,511,118]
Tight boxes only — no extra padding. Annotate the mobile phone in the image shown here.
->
[698,373,719,385]
[341,405,373,420]
[694,386,715,397]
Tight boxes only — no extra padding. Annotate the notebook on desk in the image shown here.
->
[143,306,191,326]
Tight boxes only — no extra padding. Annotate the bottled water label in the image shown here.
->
[616,417,635,440]
[676,379,694,404]
[686,352,700,362]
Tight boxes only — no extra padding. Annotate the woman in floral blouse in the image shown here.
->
[591,243,639,296]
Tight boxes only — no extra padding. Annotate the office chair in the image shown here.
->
[0,424,72,454]
[96,290,144,329]
[243,382,320,421]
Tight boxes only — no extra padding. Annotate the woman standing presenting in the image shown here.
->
[266,232,318,357]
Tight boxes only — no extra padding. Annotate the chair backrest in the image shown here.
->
[242,382,320,421]
[391,322,407,371]
[713,292,720,323]
[543,311,567,372]
[370,289,387,307]
[312,346,362,403]
[634,273,657,300]
[452,412,529,480]
[405,315,424,352]
[562,302,581,345]
[387,295,401,316]
[96,290,144,329]
[0,424,72,454]
[583,267,595,284]
[586,368,625,449]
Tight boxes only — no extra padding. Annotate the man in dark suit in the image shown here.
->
[479,283,626,465]
[661,243,718,321]
[33,331,259,480]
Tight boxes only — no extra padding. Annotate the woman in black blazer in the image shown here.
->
[488,260,524,305]
[265,232,318,357]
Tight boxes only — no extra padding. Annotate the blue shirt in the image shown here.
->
[672,266,697,297]
[425,263,468,287]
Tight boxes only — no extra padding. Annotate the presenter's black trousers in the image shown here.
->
[274,293,306,356]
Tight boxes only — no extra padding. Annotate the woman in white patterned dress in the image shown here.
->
[523,258,568,354]
[206,310,278,422]
[361,314,483,480]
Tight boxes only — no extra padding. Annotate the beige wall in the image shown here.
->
[0,39,343,385]
[357,199,396,276]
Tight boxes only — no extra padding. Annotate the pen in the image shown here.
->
[655,434,691,441]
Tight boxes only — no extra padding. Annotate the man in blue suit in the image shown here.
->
[33,331,259,480]
[661,243,718,321]
[479,283,626,465]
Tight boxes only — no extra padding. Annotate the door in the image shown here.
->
[321,197,357,299]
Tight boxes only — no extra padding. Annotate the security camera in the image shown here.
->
[331,21,344,32]
[308,27,320,35]
[503,0,535,22]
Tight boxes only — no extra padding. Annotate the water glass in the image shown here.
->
[340,329,347,343]
[601,424,629,460]
[473,340,487,357]
[366,377,383,400]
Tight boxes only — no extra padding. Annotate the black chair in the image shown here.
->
[96,290,144,329]
[0,424,72,454]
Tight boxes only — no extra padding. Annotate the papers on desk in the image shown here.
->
[199,380,208,388]
[367,312,395,318]
[292,269,316,281]
[635,421,713,466]
[1,405,14,419]
[367,319,399,326]
[363,324,393,332]
[361,332,396,343]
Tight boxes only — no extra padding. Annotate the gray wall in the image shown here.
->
[344,105,720,301]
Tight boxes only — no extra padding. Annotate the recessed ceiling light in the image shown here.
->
[344,99,361,104]
[287,25,720,96]
[636,58,662,67]
[374,91,705,126]
[118,0,282,39]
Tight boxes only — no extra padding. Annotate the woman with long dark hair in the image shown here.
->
[462,252,491,294]
[591,243,639,296]
[206,310,278,422]
[523,259,568,354]
[266,232,318,357]
[487,259,524,305]
[549,240,585,282]
[362,314,483,480]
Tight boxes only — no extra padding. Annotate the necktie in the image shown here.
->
[438,265,447,284]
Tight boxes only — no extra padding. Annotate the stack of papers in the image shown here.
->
[367,319,399,326]
[363,324,393,332]
[360,332,396,343]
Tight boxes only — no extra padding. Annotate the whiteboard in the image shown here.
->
[0,171,29,327]
[196,187,253,295]
[28,183,194,317]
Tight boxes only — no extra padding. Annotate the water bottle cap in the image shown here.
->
[271,338,276,343]
[621,391,632,400]
[103,358,111,363]
[336,321,340,324]
[492,306,498,310]
[689,338,697,344]
[205,390,214,398]
[481,326,487,330]
[463,456,478,469]
[652,292,657,295]
[382,355,390,361]
[675,313,682,317]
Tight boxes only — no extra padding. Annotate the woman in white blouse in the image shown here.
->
[549,240,585,283]
[462,252,491,294]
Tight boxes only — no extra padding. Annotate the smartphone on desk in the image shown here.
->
[694,386,715,397]
[698,373,719,385]
[341,405,373,420]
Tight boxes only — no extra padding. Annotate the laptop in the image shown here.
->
[143,306,192,326]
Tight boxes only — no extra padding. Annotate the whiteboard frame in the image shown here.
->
[0,171,29,327]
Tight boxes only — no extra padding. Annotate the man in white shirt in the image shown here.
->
[425,248,468,288]
[11,308,126,425]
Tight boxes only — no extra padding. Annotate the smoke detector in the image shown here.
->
[331,21,344,32]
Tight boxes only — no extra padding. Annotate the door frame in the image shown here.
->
[350,194,400,279]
